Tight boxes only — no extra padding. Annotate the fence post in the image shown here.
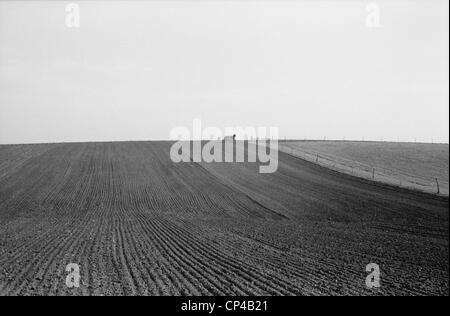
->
[436,178,440,194]
[372,168,375,180]
[316,154,319,163]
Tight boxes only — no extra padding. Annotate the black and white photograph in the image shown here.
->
[0,0,448,301]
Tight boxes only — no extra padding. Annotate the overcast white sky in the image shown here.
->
[0,0,448,144]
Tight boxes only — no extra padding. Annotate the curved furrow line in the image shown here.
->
[168,166,267,219]
[156,221,294,295]
[109,147,187,295]
[118,195,202,295]
[216,238,352,295]
[99,213,128,295]
[158,222,289,295]
[182,193,223,218]
[111,195,183,290]
[53,209,106,296]
[113,214,140,295]
[133,144,256,220]
[1,142,447,295]
[194,161,292,220]
[76,152,119,296]
[137,211,280,295]
[185,223,340,288]
[153,216,299,295]
[180,220,366,294]
[127,208,229,295]
[98,159,148,295]
[85,213,120,296]
[130,211,233,295]
[117,211,175,295]
[62,206,116,296]
[127,216,204,295]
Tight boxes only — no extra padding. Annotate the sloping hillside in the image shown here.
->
[0,142,448,295]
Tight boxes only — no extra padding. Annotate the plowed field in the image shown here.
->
[0,142,448,295]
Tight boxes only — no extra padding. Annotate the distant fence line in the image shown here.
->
[255,140,448,196]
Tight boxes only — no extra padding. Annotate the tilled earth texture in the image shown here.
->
[0,142,448,296]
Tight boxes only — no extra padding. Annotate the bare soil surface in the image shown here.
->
[0,142,448,296]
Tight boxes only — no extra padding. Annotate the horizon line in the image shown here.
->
[1,139,449,146]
